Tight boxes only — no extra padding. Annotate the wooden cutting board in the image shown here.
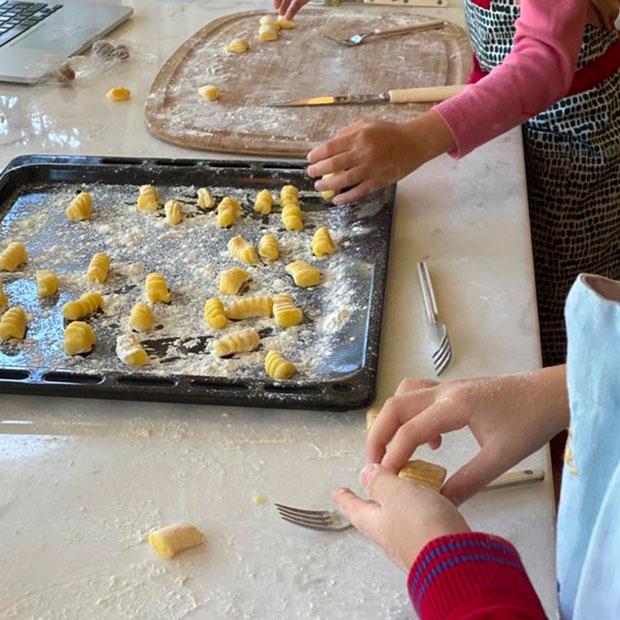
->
[145,8,471,158]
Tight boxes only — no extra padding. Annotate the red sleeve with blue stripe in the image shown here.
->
[408,533,548,619]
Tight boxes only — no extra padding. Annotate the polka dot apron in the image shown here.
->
[465,0,620,366]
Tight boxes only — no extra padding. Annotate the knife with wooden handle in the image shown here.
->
[269,84,466,107]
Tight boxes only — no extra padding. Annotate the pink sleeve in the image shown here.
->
[433,0,588,157]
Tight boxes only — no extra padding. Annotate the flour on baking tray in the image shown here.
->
[0,182,377,382]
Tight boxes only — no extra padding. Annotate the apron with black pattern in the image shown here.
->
[465,0,620,366]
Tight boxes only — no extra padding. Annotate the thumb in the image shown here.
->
[360,463,403,505]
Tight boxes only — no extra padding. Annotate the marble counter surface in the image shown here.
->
[0,1,557,618]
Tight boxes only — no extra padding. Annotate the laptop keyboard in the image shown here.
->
[0,1,62,48]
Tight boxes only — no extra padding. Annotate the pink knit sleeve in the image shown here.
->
[433,0,588,157]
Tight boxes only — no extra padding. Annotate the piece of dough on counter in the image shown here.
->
[311,227,336,257]
[227,38,249,53]
[137,185,160,212]
[148,523,205,559]
[198,84,220,101]
[228,235,258,265]
[277,15,295,29]
[254,189,272,215]
[265,350,296,380]
[36,269,59,298]
[216,196,241,228]
[63,291,104,320]
[106,87,131,102]
[116,334,149,366]
[63,321,95,355]
[0,242,27,272]
[204,298,229,329]
[258,24,278,41]
[225,296,273,320]
[258,233,279,261]
[280,185,303,231]
[0,306,27,341]
[272,293,302,328]
[197,187,215,209]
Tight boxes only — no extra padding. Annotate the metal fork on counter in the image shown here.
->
[275,469,545,532]
[323,19,445,47]
[417,260,452,375]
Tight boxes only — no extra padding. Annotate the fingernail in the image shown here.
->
[359,463,380,489]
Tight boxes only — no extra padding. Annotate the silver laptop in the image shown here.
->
[0,1,133,83]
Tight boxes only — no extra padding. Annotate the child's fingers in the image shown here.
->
[315,166,366,194]
[365,389,436,464]
[440,448,505,506]
[360,464,403,504]
[284,0,306,20]
[277,0,292,17]
[381,401,462,473]
[307,135,353,164]
[331,488,379,536]
[307,153,355,179]
[332,179,376,205]
[395,377,438,396]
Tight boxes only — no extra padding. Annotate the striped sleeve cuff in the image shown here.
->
[408,532,547,620]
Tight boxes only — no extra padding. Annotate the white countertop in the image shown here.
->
[0,1,557,618]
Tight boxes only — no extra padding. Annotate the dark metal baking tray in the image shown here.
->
[0,155,394,411]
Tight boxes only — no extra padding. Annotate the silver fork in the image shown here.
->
[322,19,444,47]
[275,503,352,532]
[275,469,544,532]
[417,261,452,376]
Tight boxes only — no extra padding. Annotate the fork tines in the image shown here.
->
[275,503,350,532]
[433,333,452,375]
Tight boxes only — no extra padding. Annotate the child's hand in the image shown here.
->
[306,111,455,205]
[367,367,570,505]
[274,0,310,20]
[333,464,469,569]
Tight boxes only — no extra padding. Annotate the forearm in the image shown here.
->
[409,533,547,620]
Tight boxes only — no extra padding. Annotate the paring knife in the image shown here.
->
[269,84,465,108]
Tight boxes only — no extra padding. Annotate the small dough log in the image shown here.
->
[148,523,205,559]
[398,460,447,491]
[198,84,219,101]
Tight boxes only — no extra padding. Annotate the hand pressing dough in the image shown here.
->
[148,523,205,559]
[198,84,219,101]
[320,171,344,201]
[227,38,249,53]
[258,25,278,41]
[398,460,447,491]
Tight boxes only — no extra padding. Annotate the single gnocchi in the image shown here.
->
[145,272,171,303]
[272,293,303,328]
[398,460,447,491]
[36,269,59,298]
[0,242,27,272]
[164,199,183,225]
[130,303,153,332]
[106,87,131,101]
[198,84,219,101]
[87,252,110,284]
[265,350,296,380]
[219,267,249,295]
[227,38,249,53]
[197,187,215,210]
[259,15,277,27]
[277,15,295,29]
[204,298,229,329]
[286,260,320,288]
[228,235,258,265]
[63,291,104,321]
[280,185,303,231]
[225,296,273,320]
[258,24,278,41]
[116,334,149,366]
[66,192,92,221]
[258,233,279,261]
[216,196,241,228]
[319,172,343,201]
[254,189,272,215]
[0,306,27,341]
[0,278,6,308]
[311,227,336,257]
[213,327,260,357]
[63,321,95,355]
[148,523,205,559]
[137,185,160,212]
